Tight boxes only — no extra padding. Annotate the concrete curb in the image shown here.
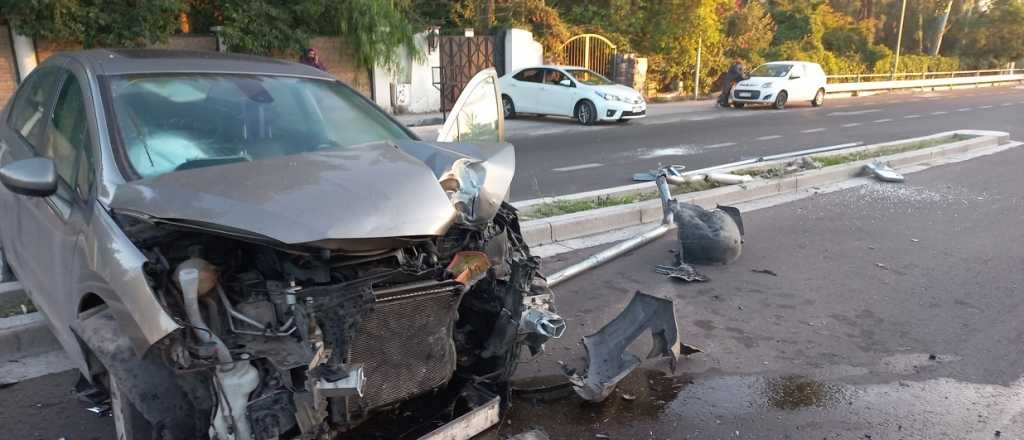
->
[0,311,60,362]
[519,130,1007,247]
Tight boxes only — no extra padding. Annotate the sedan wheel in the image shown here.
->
[575,100,597,125]
[812,89,825,107]
[774,91,788,110]
[502,95,516,119]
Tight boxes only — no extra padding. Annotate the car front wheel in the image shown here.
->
[502,95,516,119]
[575,100,597,125]
[774,91,788,110]
[811,88,825,107]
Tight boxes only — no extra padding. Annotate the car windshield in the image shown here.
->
[566,68,613,85]
[750,64,793,78]
[106,74,411,179]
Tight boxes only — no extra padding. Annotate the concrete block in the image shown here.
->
[521,220,553,247]
[548,204,642,242]
[794,164,861,189]
[638,199,667,224]
[0,312,59,362]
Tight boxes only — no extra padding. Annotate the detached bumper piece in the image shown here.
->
[570,291,684,402]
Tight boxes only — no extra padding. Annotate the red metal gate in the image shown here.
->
[437,35,495,113]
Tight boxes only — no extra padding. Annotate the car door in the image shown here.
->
[7,64,97,354]
[787,64,810,100]
[0,66,65,285]
[437,68,504,143]
[503,68,544,114]
[541,69,576,117]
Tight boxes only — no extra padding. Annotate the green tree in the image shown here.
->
[1,0,184,47]
[725,1,776,64]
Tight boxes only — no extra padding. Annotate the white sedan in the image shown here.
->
[499,65,647,125]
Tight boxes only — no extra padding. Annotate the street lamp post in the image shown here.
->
[892,0,908,80]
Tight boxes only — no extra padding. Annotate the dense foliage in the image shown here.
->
[2,0,1021,93]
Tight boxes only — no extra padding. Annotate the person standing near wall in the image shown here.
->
[299,48,326,71]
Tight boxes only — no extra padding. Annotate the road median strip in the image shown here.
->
[515,129,1010,248]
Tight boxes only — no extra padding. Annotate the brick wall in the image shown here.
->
[0,25,21,106]
[304,37,372,97]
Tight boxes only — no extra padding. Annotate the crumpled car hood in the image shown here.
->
[110,141,466,245]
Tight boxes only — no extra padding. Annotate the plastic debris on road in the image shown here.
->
[633,164,685,182]
[570,291,686,402]
[864,161,905,183]
[655,264,709,282]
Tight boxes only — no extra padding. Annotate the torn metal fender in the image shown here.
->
[571,291,681,402]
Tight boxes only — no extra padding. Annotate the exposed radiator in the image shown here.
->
[347,280,464,410]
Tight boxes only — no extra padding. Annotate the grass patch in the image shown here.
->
[523,180,722,219]
[815,135,970,167]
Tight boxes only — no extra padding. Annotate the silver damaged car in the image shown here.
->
[0,49,564,439]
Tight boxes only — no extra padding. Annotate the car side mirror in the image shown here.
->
[559,79,573,87]
[789,74,801,80]
[0,157,58,197]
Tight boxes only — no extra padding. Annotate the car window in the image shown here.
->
[438,72,501,143]
[106,74,411,179]
[7,68,64,148]
[565,69,613,86]
[544,69,569,85]
[513,69,543,83]
[44,73,93,201]
[750,64,793,78]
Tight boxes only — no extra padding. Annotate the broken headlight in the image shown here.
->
[439,158,496,225]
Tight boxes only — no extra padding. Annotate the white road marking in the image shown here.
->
[956,108,973,112]
[703,142,736,149]
[1001,103,1014,106]
[980,105,994,109]
[827,109,881,116]
[873,118,894,123]
[638,145,700,159]
[931,111,948,115]
[842,123,862,127]
[904,114,922,119]
[756,135,782,140]
[552,163,604,172]
[801,128,827,133]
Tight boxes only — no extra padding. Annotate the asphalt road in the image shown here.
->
[5,129,1023,439]
[500,84,1024,200]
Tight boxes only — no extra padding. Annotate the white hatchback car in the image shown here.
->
[499,65,647,125]
[732,61,827,109]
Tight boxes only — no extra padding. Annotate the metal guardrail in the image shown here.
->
[825,68,1024,94]
[827,68,1023,83]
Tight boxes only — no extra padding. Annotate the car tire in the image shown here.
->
[811,88,825,107]
[502,95,516,119]
[774,91,788,110]
[575,100,597,125]
[733,102,746,109]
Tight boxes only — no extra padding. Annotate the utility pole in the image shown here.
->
[695,37,702,99]
[892,0,908,80]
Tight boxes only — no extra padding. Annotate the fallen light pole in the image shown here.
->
[547,173,676,287]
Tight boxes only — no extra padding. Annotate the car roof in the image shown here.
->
[55,49,334,79]
[764,61,820,66]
